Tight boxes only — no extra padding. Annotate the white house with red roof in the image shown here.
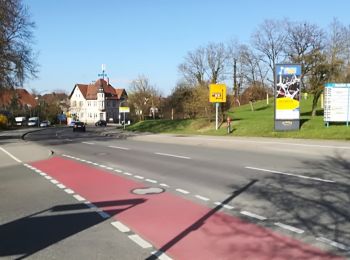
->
[69,78,127,124]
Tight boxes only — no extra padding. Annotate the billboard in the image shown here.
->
[209,84,226,103]
[274,64,301,131]
[324,83,350,126]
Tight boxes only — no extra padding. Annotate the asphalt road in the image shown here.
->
[1,126,349,259]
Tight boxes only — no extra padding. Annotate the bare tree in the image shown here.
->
[326,18,350,81]
[251,19,287,83]
[206,42,228,84]
[285,20,324,90]
[0,0,38,89]
[128,75,160,121]
[178,47,207,86]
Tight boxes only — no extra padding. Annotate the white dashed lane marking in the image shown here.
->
[57,184,66,189]
[97,210,110,219]
[151,251,173,260]
[82,142,95,145]
[176,188,190,194]
[274,222,304,234]
[155,152,191,160]
[195,195,210,201]
[128,234,152,249]
[240,211,267,220]
[134,175,144,180]
[146,178,157,184]
[73,194,86,202]
[316,237,349,251]
[214,202,234,210]
[108,146,130,150]
[245,166,336,183]
[64,189,74,194]
[111,221,130,233]
[50,179,59,184]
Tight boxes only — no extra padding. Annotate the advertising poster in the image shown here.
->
[274,64,301,131]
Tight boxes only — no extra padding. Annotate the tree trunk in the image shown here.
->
[311,89,323,116]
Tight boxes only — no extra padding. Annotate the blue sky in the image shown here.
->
[25,0,350,96]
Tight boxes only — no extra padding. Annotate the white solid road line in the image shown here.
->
[240,210,267,220]
[109,146,130,150]
[245,166,336,183]
[176,188,190,194]
[111,221,130,233]
[155,152,191,160]
[0,147,22,163]
[316,237,349,250]
[274,222,304,234]
[128,234,152,249]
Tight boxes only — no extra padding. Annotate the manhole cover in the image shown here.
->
[131,187,165,195]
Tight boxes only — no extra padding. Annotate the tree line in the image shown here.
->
[129,18,350,120]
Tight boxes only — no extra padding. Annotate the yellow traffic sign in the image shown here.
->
[209,84,226,103]
[119,106,130,113]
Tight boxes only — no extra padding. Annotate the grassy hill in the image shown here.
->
[128,97,350,140]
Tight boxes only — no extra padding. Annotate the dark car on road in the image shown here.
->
[73,121,86,132]
[95,120,107,127]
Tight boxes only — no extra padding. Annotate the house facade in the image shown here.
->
[69,78,127,124]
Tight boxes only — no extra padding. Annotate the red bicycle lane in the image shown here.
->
[31,156,343,260]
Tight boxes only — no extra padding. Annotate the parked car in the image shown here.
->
[68,121,76,127]
[28,117,39,127]
[15,116,27,126]
[95,120,107,127]
[40,120,51,127]
[73,121,86,132]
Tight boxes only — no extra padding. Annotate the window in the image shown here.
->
[112,100,116,107]
[79,101,83,107]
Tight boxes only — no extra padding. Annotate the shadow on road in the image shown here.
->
[0,198,145,259]
[243,152,350,258]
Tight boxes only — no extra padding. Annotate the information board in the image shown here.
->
[324,83,350,125]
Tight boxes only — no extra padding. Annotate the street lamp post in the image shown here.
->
[35,96,39,127]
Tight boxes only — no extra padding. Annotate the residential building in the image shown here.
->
[69,78,127,124]
[0,88,38,116]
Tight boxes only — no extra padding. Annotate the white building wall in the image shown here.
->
[69,86,123,125]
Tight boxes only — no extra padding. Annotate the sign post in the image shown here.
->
[209,84,227,130]
[119,106,130,130]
